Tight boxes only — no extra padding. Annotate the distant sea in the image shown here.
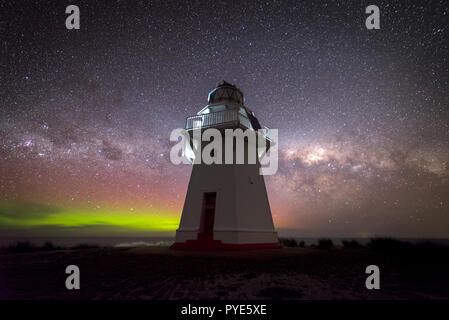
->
[1,236,449,248]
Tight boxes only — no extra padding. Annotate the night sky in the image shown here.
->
[1,0,448,239]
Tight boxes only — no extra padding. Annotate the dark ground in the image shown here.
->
[1,244,448,300]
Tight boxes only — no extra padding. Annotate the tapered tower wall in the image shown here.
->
[174,128,278,245]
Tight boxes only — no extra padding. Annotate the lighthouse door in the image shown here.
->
[199,192,216,239]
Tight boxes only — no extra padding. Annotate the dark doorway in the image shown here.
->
[199,192,216,240]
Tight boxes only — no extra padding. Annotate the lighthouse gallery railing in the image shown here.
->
[185,109,271,140]
[185,110,238,129]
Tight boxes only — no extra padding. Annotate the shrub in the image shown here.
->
[278,238,298,247]
[7,241,65,253]
[298,240,305,248]
[7,241,36,253]
[317,239,333,250]
[342,240,364,249]
[41,241,62,251]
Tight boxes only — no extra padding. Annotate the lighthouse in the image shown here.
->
[171,82,280,250]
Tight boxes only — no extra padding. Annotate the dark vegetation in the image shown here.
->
[278,238,300,247]
[316,239,333,250]
[342,239,365,249]
[279,237,448,253]
[1,237,449,299]
[279,238,335,250]
[3,241,99,253]
[278,238,305,248]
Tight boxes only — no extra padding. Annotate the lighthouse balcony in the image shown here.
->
[185,109,272,141]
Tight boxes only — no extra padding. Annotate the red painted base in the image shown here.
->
[170,238,282,251]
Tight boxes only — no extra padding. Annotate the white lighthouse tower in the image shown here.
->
[171,82,280,250]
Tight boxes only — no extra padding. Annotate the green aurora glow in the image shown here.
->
[0,202,180,233]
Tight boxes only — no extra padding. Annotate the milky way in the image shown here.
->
[0,0,448,238]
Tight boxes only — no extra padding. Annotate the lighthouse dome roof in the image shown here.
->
[208,81,244,105]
